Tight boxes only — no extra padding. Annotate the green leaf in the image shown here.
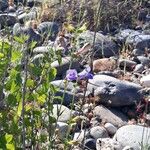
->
[0,53,4,58]
[5,134,13,143]
[37,94,46,104]
[29,41,37,49]
[17,101,22,117]
[48,67,57,82]
[77,23,87,33]
[6,144,15,150]
[11,50,22,63]
[7,94,17,106]
[14,35,29,44]
[26,79,34,88]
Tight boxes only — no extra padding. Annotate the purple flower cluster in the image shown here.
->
[66,67,93,81]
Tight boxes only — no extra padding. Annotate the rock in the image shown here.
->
[37,22,59,41]
[87,75,142,107]
[140,74,150,87]
[90,116,101,127]
[0,13,17,28]
[33,46,49,54]
[126,33,150,50]
[13,23,22,36]
[115,29,140,43]
[54,89,78,106]
[133,64,144,73]
[132,48,144,56]
[51,57,81,77]
[119,59,137,71]
[76,31,119,58]
[51,80,76,91]
[27,0,42,7]
[90,126,108,140]
[23,27,42,45]
[73,130,89,142]
[93,58,117,73]
[49,104,72,123]
[56,122,69,139]
[122,146,134,150]
[104,123,117,135]
[96,138,123,150]
[84,138,96,150]
[0,0,8,12]
[137,56,150,66]
[113,125,150,150]
[93,105,128,127]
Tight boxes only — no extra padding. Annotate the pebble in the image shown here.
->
[104,123,117,135]
[90,126,109,140]
[140,74,150,87]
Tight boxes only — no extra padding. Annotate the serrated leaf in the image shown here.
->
[5,134,13,143]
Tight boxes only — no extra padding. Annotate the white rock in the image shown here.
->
[90,126,108,140]
[104,123,117,135]
[140,74,150,87]
[96,138,123,150]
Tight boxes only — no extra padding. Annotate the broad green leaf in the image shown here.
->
[11,50,22,63]
[14,35,29,44]
[48,67,57,82]
[5,134,13,143]
[37,94,46,104]
[29,41,37,49]
[7,94,17,106]
[0,53,4,58]
[25,104,32,112]
[17,101,22,117]
[6,144,15,150]
[26,79,34,88]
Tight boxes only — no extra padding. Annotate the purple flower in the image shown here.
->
[78,67,93,80]
[66,69,78,81]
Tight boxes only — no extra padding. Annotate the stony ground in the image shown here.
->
[0,0,150,150]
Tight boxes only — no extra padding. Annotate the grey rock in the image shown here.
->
[96,138,123,150]
[76,31,119,58]
[33,46,49,54]
[0,0,8,11]
[126,33,150,50]
[84,138,96,150]
[115,29,140,43]
[93,105,128,127]
[54,89,78,106]
[0,13,17,28]
[56,122,69,139]
[37,22,59,41]
[137,56,150,66]
[104,123,117,135]
[87,75,142,107]
[51,57,81,77]
[133,64,144,73]
[50,104,72,123]
[114,125,150,150]
[73,130,89,142]
[132,48,144,56]
[90,126,109,140]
